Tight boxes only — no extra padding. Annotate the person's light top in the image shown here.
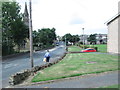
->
[44,52,50,58]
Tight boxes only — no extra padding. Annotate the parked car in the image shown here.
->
[81,48,96,52]
[56,42,59,46]
[56,43,59,46]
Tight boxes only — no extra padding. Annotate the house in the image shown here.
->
[79,34,90,45]
[106,2,120,54]
[79,34,107,45]
[96,34,107,44]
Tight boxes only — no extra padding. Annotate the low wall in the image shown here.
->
[9,53,67,85]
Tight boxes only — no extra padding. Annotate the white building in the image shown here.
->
[96,34,107,44]
[79,35,90,45]
[79,34,107,45]
[106,2,120,54]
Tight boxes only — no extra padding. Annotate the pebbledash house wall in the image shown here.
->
[107,17,119,54]
[107,2,120,54]
[118,1,120,54]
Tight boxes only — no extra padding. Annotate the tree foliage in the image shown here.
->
[71,35,80,44]
[87,34,97,44]
[33,28,57,48]
[2,1,29,55]
[62,33,80,45]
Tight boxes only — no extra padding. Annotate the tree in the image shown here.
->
[71,35,80,44]
[33,30,39,47]
[2,1,29,55]
[33,28,57,49]
[62,33,72,45]
[62,34,80,45]
[39,28,56,45]
[87,34,97,44]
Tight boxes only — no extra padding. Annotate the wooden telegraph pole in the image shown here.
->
[29,0,34,68]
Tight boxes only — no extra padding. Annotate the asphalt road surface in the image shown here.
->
[1,42,66,88]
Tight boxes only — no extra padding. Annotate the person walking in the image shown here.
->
[44,50,50,63]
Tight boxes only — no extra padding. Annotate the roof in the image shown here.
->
[105,13,120,25]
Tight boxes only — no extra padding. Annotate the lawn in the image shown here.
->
[86,44,107,53]
[94,44,107,53]
[32,53,118,82]
[68,45,82,52]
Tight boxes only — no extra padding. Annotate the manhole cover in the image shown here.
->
[86,61,97,64]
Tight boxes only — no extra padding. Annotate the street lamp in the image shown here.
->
[82,28,85,49]
[29,0,34,68]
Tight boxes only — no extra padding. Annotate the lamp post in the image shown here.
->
[82,28,85,49]
[29,0,34,68]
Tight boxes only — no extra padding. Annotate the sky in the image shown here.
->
[16,0,120,36]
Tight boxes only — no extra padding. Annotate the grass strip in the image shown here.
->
[32,53,118,82]
[101,84,120,88]
[68,45,82,52]
[86,44,107,53]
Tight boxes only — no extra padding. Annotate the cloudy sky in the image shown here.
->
[16,0,119,36]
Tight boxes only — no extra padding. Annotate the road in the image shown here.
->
[15,71,118,88]
[1,42,66,88]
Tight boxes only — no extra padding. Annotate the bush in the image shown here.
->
[94,47,98,51]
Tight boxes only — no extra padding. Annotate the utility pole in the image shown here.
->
[29,0,34,68]
[65,35,67,50]
[82,28,85,49]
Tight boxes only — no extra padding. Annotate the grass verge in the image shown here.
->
[68,45,82,52]
[32,53,118,82]
[86,44,107,53]
[101,84,120,88]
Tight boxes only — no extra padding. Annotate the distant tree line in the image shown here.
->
[62,33,107,46]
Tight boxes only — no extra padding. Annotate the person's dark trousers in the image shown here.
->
[46,57,50,62]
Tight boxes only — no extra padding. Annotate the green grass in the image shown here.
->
[86,44,107,53]
[32,53,118,82]
[94,44,107,53]
[68,45,82,52]
[101,84,120,88]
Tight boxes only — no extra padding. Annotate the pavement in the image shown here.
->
[10,71,119,88]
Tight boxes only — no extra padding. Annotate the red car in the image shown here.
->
[81,48,96,52]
